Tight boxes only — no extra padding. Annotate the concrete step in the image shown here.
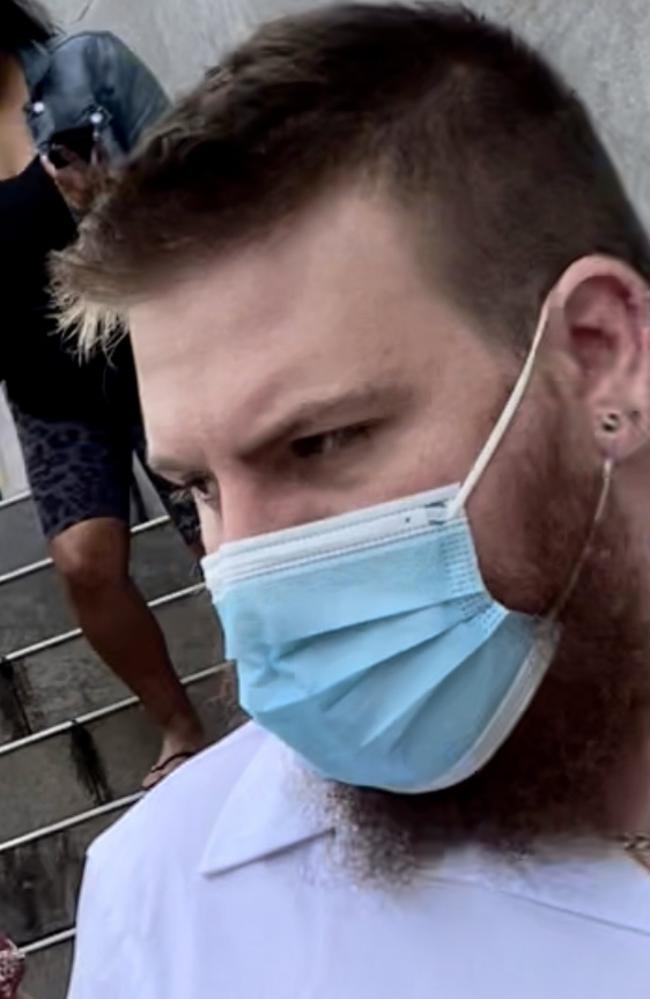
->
[0,517,198,655]
[0,586,223,745]
[0,491,46,575]
[1,799,133,947]
[0,665,244,842]
[23,931,74,999]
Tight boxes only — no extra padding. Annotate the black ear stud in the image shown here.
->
[601,412,622,434]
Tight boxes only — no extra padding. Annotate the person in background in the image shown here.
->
[0,936,29,999]
[0,0,204,788]
[59,3,650,996]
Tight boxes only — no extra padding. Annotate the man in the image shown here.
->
[57,4,650,996]
[0,0,204,788]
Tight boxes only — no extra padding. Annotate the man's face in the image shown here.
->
[133,189,584,614]
[130,188,647,865]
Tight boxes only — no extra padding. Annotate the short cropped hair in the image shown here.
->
[54,2,650,351]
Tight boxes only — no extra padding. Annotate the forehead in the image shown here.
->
[128,190,480,455]
[132,191,431,350]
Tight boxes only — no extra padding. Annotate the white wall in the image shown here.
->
[0,389,28,497]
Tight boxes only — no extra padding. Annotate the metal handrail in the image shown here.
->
[0,793,140,855]
[0,514,171,588]
[0,489,31,510]
[0,660,222,758]
[23,927,76,955]
[3,581,206,662]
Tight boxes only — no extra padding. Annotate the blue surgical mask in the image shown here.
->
[202,303,610,793]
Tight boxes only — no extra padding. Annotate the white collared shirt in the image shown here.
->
[67,722,650,999]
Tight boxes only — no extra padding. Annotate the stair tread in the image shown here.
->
[0,664,243,841]
[0,588,222,745]
[0,519,198,655]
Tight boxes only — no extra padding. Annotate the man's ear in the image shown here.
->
[549,255,650,463]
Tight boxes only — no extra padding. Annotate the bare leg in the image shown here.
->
[49,517,204,789]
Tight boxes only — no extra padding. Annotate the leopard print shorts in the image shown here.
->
[11,404,199,544]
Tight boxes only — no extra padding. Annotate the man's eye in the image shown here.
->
[291,424,371,459]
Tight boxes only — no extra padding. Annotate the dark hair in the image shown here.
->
[1,0,54,52]
[57,2,650,349]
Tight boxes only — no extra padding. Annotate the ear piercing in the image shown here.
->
[601,411,622,434]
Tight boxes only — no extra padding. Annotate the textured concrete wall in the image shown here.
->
[50,0,650,228]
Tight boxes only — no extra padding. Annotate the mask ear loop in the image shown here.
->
[442,298,613,617]
[446,301,551,522]
[548,457,613,620]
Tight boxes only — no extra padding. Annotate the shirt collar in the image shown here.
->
[199,733,334,877]
[197,728,650,936]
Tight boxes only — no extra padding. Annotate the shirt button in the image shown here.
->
[32,101,45,115]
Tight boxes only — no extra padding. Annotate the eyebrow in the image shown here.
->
[237,381,409,457]
[148,380,409,481]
